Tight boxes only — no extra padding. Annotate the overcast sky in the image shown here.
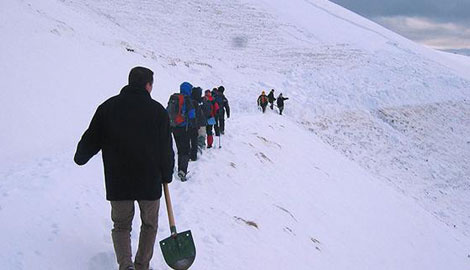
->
[329,0,470,50]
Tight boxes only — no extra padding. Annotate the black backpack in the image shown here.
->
[193,100,207,127]
[201,99,212,118]
[167,93,193,127]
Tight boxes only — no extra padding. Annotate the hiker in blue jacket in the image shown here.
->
[167,82,196,181]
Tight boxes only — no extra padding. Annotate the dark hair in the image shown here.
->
[128,66,154,88]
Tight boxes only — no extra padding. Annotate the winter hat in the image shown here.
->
[218,85,225,93]
[180,82,193,96]
[191,86,202,101]
[205,89,212,96]
[262,91,266,95]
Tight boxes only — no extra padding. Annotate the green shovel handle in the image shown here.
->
[163,183,177,235]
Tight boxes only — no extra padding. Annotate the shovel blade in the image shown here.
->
[160,230,196,270]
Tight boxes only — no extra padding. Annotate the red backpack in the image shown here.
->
[259,95,267,104]
[168,93,187,127]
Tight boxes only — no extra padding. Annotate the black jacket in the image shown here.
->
[215,93,230,119]
[257,94,268,106]
[267,91,276,103]
[277,96,289,107]
[74,85,175,201]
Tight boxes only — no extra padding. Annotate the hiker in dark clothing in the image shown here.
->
[276,93,289,115]
[211,87,221,136]
[214,85,230,135]
[257,91,268,113]
[211,87,218,98]
[267,89,276,110]
[74,66,174,270]
[203,90,219,148]
[189,87,206,161]
[168,82,196,181]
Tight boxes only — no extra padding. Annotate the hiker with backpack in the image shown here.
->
[167,82,196,181]
[267,89,276,110]
[211,87,221,137]
[257,91,268,113]
[203,89,219,148]
[276,93,289,115]
[214,85,230,135]
[190,86,206,161]
[211,87,218,99]
[194,87,208,152]
[74,67,174,270]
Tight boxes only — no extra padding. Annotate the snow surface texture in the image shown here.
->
[1,0,470,269]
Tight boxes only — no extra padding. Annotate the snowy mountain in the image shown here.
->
[443,48,470,57]
[1,0,469,269]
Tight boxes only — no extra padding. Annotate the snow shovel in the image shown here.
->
[160,183,196,270]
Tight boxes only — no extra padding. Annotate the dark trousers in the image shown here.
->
[111,200,160,270]
[261,104,267,113]
[172,127,190,173]
[269,102,274,110]
[278,106,284,115]
[213,116,221,136]
[188,127,198,161]
[217,117,225,134]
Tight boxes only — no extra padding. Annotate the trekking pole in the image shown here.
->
[219,133,221,149]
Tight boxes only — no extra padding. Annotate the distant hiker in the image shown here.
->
[211,87,218,98]
[214,85,230,135]
[257,91,268,113]
[267,89,276,110]
[167,82,196,181]
[211,87,221,136]
[190,86,206,161]
[203,90,219,148]
[74,66,174,270]
[276,93,289,115]
[194,87,207,152]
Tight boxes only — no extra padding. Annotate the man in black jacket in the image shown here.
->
[214,85,230,135]
[267,89,276,110]
[276,93,289,115]
[74,66,174,270]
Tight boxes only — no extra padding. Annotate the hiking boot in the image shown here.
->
[126,267,135,270]
[178,170,187,182]
[221,130,225,135]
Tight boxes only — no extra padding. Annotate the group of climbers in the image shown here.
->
[167,82,230,181]
[257,89,289,115]
[73,66,295,270]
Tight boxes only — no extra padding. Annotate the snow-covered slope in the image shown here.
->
[1,0,469,269]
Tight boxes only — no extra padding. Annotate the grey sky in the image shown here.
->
[329,0,470,50]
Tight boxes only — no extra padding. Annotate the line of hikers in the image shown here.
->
[74,66,289,270]
[257,89,289,114]
[167,82,230,182]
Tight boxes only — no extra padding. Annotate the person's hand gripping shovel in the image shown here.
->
[160,183,196,269]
